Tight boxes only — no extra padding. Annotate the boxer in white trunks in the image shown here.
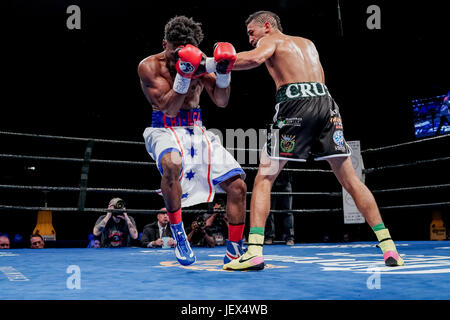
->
[138,16,246,266]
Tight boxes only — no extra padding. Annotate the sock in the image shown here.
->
[246,228,265,256]
[228,223,245,243]
[168,208,182,225]
[372,222,386,232]
[373,224,397,254]
[249,227,264,236]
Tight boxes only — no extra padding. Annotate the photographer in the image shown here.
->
[187,214,216,248]
[93,197,138,248]
[186,201,228,248]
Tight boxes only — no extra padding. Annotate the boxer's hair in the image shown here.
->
[245,11,283,32]
[164,15,204,47]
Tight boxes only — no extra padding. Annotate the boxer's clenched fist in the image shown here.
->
[214,42,236,74]
[173,44,203,94]
[213,42,236,88]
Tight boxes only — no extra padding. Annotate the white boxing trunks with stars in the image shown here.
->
[143,108,245,207]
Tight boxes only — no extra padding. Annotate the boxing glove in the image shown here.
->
[213,42,236,88]
[173,44,203,94]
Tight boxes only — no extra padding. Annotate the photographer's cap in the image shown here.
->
[108,197,124,208]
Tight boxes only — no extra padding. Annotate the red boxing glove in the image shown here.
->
[213,42,237,74]
[175,44,203,78]
[173,44,203,94]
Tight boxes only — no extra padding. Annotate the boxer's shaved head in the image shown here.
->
[164,15,204,47]
[245,11,283,32]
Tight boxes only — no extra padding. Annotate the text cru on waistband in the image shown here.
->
[276,82,329,103]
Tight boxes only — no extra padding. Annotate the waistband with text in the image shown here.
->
[276,82,329,103]
[151,108,202,128]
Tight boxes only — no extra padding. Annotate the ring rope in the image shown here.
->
[0,153,152,166]
[0,153,333,173]
[0,205,340,214]
[0,130,143,146]
[1,183,449,196]
[1,202,449,215]
[361,134,450,154]
[371,183,450,194]
[0,184,342,196]
[2,130,448,153]
[364,156,450,173]
[3,152,449,174]
[378,202,450,210]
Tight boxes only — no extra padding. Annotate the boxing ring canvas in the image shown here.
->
[1,241,449,300]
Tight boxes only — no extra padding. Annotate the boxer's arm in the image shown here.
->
[233,37,276,70]
[202,73,230,108]
[138,59,186,117]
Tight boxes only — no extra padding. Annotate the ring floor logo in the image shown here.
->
[282,244,450,274]
[140,250,287,272]
[265,253,450,274]
[143,244,450,274]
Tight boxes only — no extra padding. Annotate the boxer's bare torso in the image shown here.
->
[235,21,325,91]
[138,41,227,116]
[139,52,204,111]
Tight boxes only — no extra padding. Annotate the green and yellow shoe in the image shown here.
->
[223,233,265,271]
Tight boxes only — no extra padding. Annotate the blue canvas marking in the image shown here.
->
[1,241,449,300]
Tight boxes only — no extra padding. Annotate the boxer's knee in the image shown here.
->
[223,177,247,200]
[254,171,278,188]
[160,152,182,181]
[231,178,247,199]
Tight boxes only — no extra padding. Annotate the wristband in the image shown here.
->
[216,73,231,88]
[173,73,191,94]
[205,57,216,73]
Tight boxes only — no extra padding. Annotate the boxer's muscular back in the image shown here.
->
[265,34,325,90]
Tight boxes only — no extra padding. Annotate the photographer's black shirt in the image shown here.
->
[95,215,137,248]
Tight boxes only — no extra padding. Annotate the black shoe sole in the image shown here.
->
[225,262,265,271]
[385,257,400,267]
[249,262,265,271]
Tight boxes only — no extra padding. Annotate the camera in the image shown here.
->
[196,215,205,228]
[112,199,126,217]
[114,200,125,210]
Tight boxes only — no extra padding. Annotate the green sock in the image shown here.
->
[372,223,386,232]
[249,227,265,236]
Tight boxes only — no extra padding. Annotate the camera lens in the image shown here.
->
[114,200,125,210]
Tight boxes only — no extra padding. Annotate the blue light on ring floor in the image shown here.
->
[1,241,449,300]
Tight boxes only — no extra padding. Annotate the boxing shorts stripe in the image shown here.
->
[143,108,245,207]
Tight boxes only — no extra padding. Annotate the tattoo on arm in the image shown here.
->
[95,220,107,233]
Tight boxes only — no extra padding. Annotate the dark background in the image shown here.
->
[1,0,449,245]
